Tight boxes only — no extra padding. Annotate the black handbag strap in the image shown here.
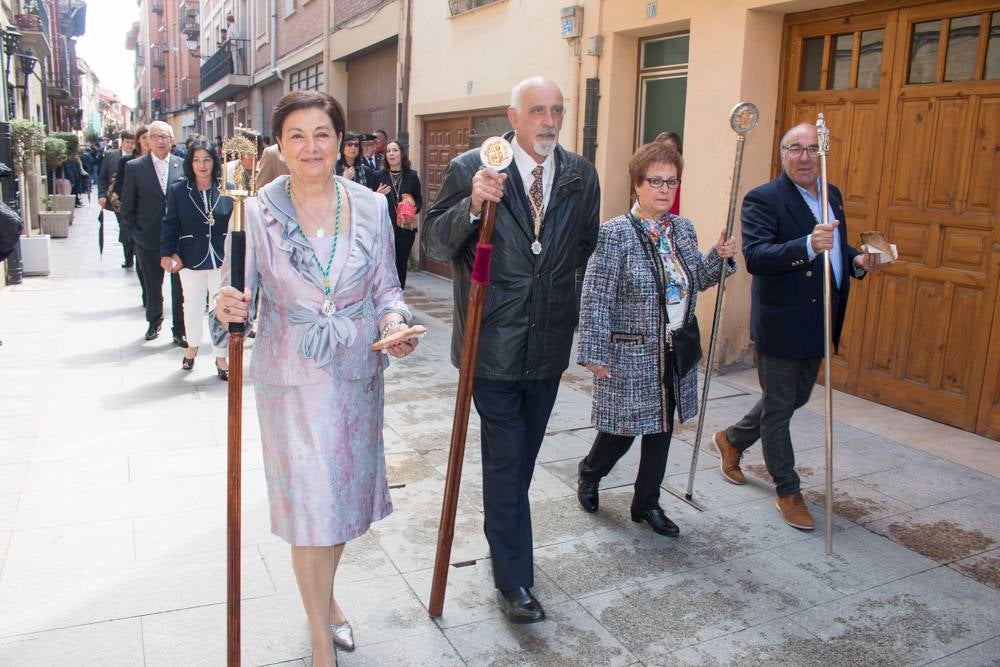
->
[626,212,672,326]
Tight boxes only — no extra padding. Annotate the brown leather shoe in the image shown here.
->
[713,430,745,485]
[775,492,815,530]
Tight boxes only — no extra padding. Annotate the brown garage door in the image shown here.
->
[346,42,397,135]
[782,0,1000,438]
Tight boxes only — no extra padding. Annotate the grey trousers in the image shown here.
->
[726,353,821,497]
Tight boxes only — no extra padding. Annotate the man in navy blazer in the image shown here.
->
[120,121,187,344]
[713,122,884,530]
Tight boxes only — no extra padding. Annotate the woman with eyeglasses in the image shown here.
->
[335,131,376,190]
[575,141,736,537]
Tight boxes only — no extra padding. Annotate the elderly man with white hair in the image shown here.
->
[423,76,600,623]
[120,120,188,343]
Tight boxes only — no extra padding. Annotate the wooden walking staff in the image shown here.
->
[816,114,835,555]
[219,131,260,666]
[429,137,515,618]
[669,102,759,509]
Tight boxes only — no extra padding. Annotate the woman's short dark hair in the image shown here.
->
[654,131,683,153]
[382,139,411,173]
[183,139,221,181]
[629,141,684,189]
[271,91,346,144]
[340,131,361,162]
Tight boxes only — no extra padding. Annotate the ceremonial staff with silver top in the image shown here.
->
[816,114,835,553]
[713,118,885,540]
[673,102,759,507]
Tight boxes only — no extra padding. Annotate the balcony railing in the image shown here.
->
[200,40,248,90]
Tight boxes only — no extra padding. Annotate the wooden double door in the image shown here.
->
[782,0,1000,438]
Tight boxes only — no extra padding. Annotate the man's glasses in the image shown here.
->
[150,133,173,142]
[781,144,820,157]
[645,176,681,190]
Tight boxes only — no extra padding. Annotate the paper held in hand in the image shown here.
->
[859,231,898,264]
[371,325,428,351]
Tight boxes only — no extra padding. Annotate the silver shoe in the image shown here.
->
[330,621,355,652]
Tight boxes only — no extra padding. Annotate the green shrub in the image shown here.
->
[49,132,79,157]
[10,118,45,176]
[43,136,68,170]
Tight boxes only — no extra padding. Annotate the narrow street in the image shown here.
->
[0,196,998,666]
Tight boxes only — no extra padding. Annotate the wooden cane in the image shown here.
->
[220,131,259,666]
[816,114,835,555]
[429,137,514,618]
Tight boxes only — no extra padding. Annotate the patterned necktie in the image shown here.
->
[529,165,544,217]
[156,160,167,194]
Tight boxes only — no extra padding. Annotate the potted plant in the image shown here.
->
[10,118,49,275]
[37,195,70,238]
[43,136,75,222]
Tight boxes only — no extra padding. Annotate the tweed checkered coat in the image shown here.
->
[577,214,734,435]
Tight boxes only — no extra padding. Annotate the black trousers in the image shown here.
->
[393,225,416,288]
[134,244,185,335]
[472,376,561,591]
[726,352,821,497]
[579,391,676,511]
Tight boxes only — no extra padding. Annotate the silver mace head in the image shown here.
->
[816,113,830,156]
[729,102,759,136]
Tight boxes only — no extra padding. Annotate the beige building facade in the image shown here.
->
[400,0,1000,439]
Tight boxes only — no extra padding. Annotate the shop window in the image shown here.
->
[642,35,689,69]
[944,15,981,81]
[637,33,689,148]
[799,37,824,91]
[908,20,941,84]
[858,29,884,88]
[829,33,853,90]
[985,12,1000,79]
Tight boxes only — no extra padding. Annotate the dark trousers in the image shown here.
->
[134,244,185,335]
[579,388,676,511]
[580,432,674,512]
[393,226,416,288]
[726,352,821,496]
[472,376,561,591]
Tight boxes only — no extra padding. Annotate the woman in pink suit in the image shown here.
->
[216,91,420,666]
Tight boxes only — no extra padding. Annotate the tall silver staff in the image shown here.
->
[671,102,758,508]
[816,113,834,554]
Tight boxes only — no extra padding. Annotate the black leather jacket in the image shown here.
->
[422,135,600,380]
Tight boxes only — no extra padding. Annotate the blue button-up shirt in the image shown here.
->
[796,180,843,287]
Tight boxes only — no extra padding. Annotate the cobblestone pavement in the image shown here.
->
[1,198,998,666]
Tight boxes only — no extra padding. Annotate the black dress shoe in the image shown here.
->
[121,261,133,269]
[631,507,680,537]
[144,320,162,341]
[577,477,599,513]
[172,333,188,348]
[496,587,545,624]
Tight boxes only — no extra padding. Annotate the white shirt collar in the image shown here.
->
[511,136,554,178]
[152,153,170,168]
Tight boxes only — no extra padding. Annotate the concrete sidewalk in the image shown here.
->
[0,198,998,666]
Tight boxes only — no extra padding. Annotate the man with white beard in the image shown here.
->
[423,76,600,624]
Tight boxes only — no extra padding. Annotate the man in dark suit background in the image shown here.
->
[99,130,135,268]
[713,122,884,531]
[119,121,187,344]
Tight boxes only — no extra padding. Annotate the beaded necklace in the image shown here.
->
[286,178,343,316]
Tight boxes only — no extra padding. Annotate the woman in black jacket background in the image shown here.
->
[375,139,422,288]
[335,131,376,190]
[160,139,233,378]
